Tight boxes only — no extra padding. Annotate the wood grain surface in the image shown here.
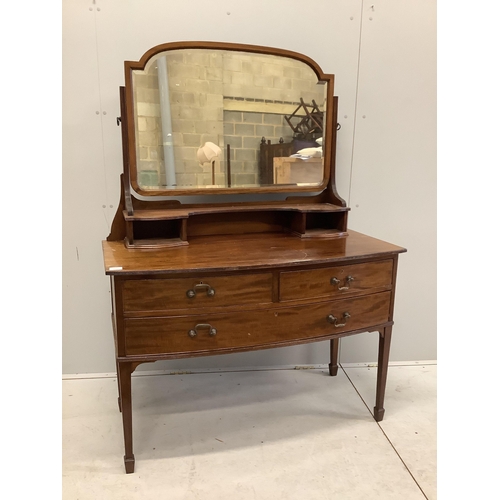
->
[122,273,273,313]
[103,230,405,275]
[280,259,393,301]
[124,291,391,355]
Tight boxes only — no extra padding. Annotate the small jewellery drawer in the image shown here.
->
[124,291,391,355]
[121,273,273,313]
[279,260,393,302]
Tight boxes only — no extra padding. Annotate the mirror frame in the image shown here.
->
[123,41,335,197]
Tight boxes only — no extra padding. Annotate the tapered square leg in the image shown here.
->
[118,361,135,473]
[373,326,392,422]
[329,338,340,376]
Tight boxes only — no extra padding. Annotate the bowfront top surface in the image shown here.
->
[102,230,406,275]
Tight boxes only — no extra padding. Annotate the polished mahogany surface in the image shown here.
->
[103,230,405,275]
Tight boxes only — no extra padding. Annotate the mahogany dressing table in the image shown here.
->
[102,41,406,473]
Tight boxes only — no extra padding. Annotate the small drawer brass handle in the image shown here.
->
[330,275,354,291]
[188,323,217,338]
[186,282,216,298]
[327,312,351,328]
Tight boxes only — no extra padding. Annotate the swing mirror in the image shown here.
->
[124,42,334,196]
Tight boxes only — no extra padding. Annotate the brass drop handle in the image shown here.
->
[186,282,216,298]
[188,323,217,338]
[330,275,354,291]
[327,312,351,328]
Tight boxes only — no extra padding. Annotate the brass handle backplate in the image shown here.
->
[330,275,354,291]
[188,323,217,338]
[186,282,216,298]
[327,312,351,328]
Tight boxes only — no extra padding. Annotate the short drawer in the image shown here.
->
[124,291,391,355]
[122,273,273,313]
[279,260,393,302]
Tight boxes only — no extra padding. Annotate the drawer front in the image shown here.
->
[279,260,393,302]
[122,273,273,313]
[124,291,391,355]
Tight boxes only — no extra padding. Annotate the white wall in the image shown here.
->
[62,0,436,374]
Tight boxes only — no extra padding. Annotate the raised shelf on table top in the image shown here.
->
[123,203,349,221]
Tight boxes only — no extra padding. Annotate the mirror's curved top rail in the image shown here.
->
[126,41,333,83]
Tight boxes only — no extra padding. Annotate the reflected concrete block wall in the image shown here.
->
[133,49,325,188]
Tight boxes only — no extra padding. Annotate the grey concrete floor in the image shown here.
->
[62,363,436,499]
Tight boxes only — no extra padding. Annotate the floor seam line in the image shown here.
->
[339,363,429,500]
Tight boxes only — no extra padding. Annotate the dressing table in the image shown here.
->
[102,41,406,473]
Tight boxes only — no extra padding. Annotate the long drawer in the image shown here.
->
[122,273,273,313]
[124,291,391,355]
[279,259,393,301]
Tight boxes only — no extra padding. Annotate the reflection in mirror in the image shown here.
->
[132,49,327,190]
